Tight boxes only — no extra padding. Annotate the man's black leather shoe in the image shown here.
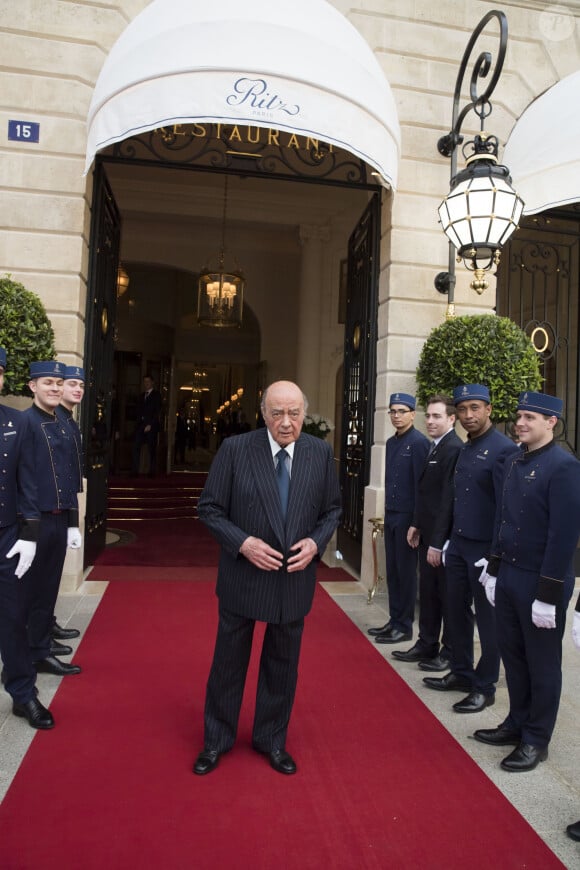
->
[13,697,54,730]
[500,742,548,772]
[52,622,80,640]
[423,672,472,692]
[418,654,450,672]
[566,820,580,842]
[367,621,391,637]
[50,639,72,657]
[375,627,412,644]
[473,724,521,746]
[268,749,297,775]
[34,656,81,676]
[193,749,221,775]
[392,643,434,662]
[453,691,495,713]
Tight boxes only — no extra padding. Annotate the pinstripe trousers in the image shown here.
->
[203,603,305,752]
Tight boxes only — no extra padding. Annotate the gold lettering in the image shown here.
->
[228,126,243,142]
[247,127,261,144]
[268,129,280,146]
[287,134,300,150]
[215,123,222,140]
[306,138,319,151]
[192,124,207,138]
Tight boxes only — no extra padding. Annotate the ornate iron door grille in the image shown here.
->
[83,161,120,565]
[497,209,580,454]
[337,194,381,572]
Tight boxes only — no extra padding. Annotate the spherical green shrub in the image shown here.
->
[416,314,542,422]
[0,275,56,395]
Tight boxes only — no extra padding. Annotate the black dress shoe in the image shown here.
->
[193,749,221,775]
[566,820,580,842]
[34,656,81,676]
[50,639,72,657]
[418,654,450,672]
[453,691,495,713]
[423,672,472,692]
[392,643,434,662]
[500,742,548,772]
[52,622,80,640]
[375,627,412,644]
[367,621,391,637]
[473,724,521,746]
[13,697,55,730]
[268,749,297,775]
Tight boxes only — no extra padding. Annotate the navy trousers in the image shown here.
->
[445,535,500,696]
[27,512,68,661]
[0,523,36,703]
[384,511,417,634]
[496,564,573,747]
[203,603,304,753]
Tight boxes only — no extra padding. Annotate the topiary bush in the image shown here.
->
[0,275,56,395]
[416,314,542,422]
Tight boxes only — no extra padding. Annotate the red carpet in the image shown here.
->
[0,577,563,869]
[87,564,356,583]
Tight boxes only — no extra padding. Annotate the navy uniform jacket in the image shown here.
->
[56,405,83,493]
[489,441,580,604]
[24,404,79,524]
[412,428,463,549]
[0,405,39,538]
[197,428,342,624]
[385,426,429,516]
[451,427,519,543]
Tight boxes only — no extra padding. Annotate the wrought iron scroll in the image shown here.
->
[109,124,375,188]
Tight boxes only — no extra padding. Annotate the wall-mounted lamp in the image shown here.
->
[435,11,524,314]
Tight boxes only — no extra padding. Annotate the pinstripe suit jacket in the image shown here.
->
[197,427,342,623]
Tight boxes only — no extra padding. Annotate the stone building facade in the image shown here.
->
[1,0,579,588]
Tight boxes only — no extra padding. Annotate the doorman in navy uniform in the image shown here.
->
[24,361,82,676]
[474,391,580,773]
[568,577,580,838]
[51,364,85,644]
[423,384,519,712]
[368,392,429,644]
[394,394,462,670]
[0,348,54,729]
[193,380,341,776]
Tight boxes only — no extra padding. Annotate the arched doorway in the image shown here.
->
[82,1,401,569]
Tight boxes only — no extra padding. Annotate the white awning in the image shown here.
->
[85,0,401,187]
[504,70,580,215]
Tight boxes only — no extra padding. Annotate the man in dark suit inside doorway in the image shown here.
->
[132,374,162,476]
[193,380,342,776]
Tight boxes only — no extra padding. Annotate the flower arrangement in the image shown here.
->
[302,413,333,439]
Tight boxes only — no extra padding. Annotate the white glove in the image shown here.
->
[67,527,82,549]
[6,539,37,578]
[474,557,489,585]
[572,612,580,650]
[484,576,496,607]
[531,599,556,629]
[441,540,449,567]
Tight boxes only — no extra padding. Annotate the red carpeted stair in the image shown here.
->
[0,577,564,869]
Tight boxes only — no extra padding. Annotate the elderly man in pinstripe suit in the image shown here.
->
[194,381,342,776]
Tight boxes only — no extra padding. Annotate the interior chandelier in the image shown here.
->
[197,175,244,327]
